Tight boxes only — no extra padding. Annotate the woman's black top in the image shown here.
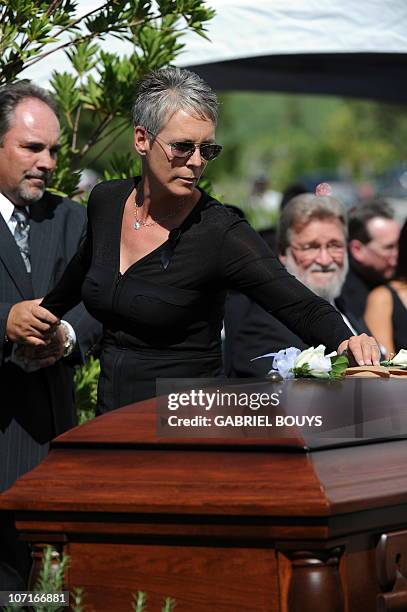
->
[388,285,407,353]
[42,178,352,411]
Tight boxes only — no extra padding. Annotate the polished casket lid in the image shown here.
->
[54,377,407,450]
[1,378,407,529]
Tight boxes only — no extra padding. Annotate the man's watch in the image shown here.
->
[60,321,75,357]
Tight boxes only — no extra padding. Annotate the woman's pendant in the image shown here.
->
[134,221,141,230]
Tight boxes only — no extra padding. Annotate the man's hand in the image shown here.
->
[13,325,67,370]
[338,333,381,366]
[6,299,60,346]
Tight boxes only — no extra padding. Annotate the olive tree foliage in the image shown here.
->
[0,0,215,196]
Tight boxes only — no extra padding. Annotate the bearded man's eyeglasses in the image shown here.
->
[290,241,345,257]
[147,130,222,161]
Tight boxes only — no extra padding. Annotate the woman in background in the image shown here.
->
[365,220,407,358]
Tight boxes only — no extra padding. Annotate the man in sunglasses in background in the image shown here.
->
[337,200,401,320]
[224,192,372,377]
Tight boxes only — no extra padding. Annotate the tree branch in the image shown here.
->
[92,118,129,143]
[40,2,149,47]
[23,32,95,70]
[84,122,132,168]
[79,114,114,158]
[72,104,82,151]
[48,1,112,40]
[46,0,63,17]
[3,2,110,77]
[0,5,8,24]
[23,12,149,72]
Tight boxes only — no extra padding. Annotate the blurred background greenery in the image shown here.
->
[73,92,407,226]
[209,94,407,205]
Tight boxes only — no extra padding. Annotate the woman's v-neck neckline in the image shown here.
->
[117,176,208,277]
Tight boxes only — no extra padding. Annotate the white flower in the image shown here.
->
[252,345,338,379]
[391,349,407,367]
[307,354,332,378]
[294,345,336,378]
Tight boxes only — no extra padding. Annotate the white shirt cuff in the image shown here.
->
[60,320,77,356]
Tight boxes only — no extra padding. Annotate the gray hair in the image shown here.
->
[0,81,58,144]
[277,193,348,254]
[132,66,218,135]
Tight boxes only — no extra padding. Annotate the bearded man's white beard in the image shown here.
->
[284,249,349,303]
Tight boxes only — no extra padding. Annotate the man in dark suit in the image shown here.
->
[0,82,100,587]
[338,200,401,320]
[224,193,371,378]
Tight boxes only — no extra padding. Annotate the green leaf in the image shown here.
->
[66,40,100,76]
[132,590,147,612]
[80,75,103,109]
[330,354,349,369]
[162,597,176,612]
[74,357,100,423]
[50,71,80,117]
[103,153,141,180]
[329,354,348,379]
[71,587,85,612]
[33,545,70,595]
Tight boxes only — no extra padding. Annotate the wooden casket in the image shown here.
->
[1,377,407,611]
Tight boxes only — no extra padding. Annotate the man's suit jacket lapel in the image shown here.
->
[0,215,33,299]
[30,196,60,296]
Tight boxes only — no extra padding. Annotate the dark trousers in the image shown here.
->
[0,511,30,589]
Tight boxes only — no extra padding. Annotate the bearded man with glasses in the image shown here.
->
[224,193,374,378]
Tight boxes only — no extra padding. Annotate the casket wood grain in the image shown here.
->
[2,382,407,611]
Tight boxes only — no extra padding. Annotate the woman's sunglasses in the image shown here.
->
[147,130,222,161]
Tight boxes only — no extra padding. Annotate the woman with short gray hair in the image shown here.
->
[17,66,380,410]
[133,66,218,135]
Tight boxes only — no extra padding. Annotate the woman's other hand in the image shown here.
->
[338,333,381,367]
[6,299,60,346]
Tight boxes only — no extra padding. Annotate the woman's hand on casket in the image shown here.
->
[338,334,381,367]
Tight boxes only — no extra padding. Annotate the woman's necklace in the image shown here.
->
[133,193,183,230]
